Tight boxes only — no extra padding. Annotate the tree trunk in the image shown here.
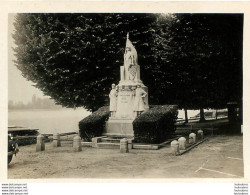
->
[184,109,188,123]
[200,108,205,122]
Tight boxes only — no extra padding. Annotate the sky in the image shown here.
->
[8,14,47,104]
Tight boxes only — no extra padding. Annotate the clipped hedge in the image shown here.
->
[79,106,109,141]
[133,105,178,144]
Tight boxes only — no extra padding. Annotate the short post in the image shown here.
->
[178,137,186,150]
[53,133,61,147]
[189,133,196,144]
[92,137,102,148]
[197,129,204,140]
[211,123,214,136]
[73,135,82,152]
[36,134,45,152]
[128,139,133,150]
[120,138,129,153]
[171,140,179,155]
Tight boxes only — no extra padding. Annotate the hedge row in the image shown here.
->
[79,106,109,141]
[133,105,178,144]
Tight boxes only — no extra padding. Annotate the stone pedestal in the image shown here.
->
[104,119,134,137]
[115,86,136,120]
[105,82,148,137]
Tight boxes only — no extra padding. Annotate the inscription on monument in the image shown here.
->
[121,95,130,103]
[116,91,134,119]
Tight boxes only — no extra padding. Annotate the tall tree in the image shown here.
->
[154,14,243,121]
[13,13,157,111]
[13,13,243,118]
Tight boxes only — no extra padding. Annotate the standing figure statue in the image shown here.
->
[123,33,138,81]
[109,84,118,117]
[133,85,147,116]
[124,47,137,81]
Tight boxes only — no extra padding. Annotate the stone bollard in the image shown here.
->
[171,140,179,155]
[178,137,187,150]
[189,133,196,144]
[36,134,45,152]
[92,137,102,148]
[73,135,82,152]
[120,138,129,153]
[197,129,204,140]
[53,133,61,147]
[128,139,133,150]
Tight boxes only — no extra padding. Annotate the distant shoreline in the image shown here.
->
[8,107,87,112]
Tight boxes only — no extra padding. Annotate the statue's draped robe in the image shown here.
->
[133,88,147,112]
[109,89,117,111]
[123,37,138,82]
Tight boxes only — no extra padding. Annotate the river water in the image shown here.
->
[8,108,200,134]
[8,108,91,134]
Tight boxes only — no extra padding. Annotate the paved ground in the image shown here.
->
[8,135,243,179]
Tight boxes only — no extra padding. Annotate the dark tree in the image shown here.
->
[154,14,243,121]
[13,13,243,119]
[13,13,158,111]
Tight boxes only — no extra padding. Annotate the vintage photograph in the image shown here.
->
[8,13,243,179]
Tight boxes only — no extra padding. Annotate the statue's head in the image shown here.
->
[125,47,131,53]
[112,84,115,89]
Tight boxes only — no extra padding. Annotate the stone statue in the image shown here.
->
[133,84,147,116]
[104,33,149,137]
[109,84,117,117]
[123,33,138,81]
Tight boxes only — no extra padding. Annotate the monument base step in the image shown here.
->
[96,142,120,149]
[101,137,121,143]
[92,136,133,149]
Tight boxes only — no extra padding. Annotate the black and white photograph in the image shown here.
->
[6,11,244,179]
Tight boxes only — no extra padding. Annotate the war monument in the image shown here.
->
[103,33,149,137]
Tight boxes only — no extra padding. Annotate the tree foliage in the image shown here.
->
[153,14,243,110]
[13,13,243,112]
[13,13,157,111]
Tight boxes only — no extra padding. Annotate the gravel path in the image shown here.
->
[8,135,243,179]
